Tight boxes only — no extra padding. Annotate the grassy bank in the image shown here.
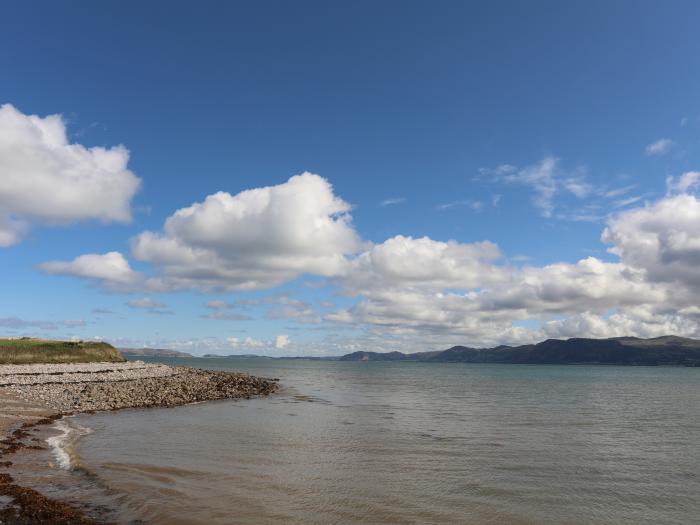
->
[0,339,125,364]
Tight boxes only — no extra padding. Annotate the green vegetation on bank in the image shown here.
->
[0,338,125,364]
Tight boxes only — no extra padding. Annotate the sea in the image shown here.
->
[9,358,700,524]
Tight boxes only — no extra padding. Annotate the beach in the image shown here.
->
[0,362,278,524]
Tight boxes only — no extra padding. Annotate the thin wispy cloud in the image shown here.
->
[645,138,673,156]
[604,185,636,198]
[436,200,484,211]
[380,197,406,206]
[478,157,592,218]
[613,195,644,208]
[666,171,700,194]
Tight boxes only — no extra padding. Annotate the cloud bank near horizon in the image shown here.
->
[35,167,700,349]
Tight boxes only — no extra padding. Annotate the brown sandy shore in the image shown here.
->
[0,362,278,524]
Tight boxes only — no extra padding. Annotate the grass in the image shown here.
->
[0,338,125,364]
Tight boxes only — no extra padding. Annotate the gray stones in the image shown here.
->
[2,364,278,413]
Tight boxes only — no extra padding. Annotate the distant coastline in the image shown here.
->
[185,335,700,367]
[339,336,700,366]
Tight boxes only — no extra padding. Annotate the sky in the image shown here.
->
[2,0,700,356]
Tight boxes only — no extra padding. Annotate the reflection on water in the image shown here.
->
[16,359,700,524]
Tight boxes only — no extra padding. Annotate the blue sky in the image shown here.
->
[2,1,700,355]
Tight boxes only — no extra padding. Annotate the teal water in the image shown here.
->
[45,359,700,523]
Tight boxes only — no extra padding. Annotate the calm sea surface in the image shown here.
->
[17,358,700,524]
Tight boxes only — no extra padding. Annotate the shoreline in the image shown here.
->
[0,362,278,524]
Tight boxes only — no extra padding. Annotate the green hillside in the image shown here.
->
[0,338,125,364]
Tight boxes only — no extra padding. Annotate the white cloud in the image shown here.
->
[602,193,700,290]
[275,335,290,349]
[38,252,143,288]
[645,138,673,156]
[0,104,140,246]
[129,172,361,291]
[344,235,506,291]
[325,191,700,346]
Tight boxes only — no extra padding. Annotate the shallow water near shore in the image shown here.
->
[19,358,700,524]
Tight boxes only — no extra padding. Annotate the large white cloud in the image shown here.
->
[129,172,361,291]
[0,104,141,245]
[602,193,700,290]
[345,235,506,291]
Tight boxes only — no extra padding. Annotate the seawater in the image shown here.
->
[36,359,700,523]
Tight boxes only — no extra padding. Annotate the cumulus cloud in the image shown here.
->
[645,138,673,156]
[129,172,361,291]
[602,193,700,290]
[0,104,140,245]
[328,254,665,347]
[327,192,700,346]
[275,335,290,349]
[345,235,506,291]
[38,252,144,289]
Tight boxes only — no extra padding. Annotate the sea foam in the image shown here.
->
[46,418,92,470]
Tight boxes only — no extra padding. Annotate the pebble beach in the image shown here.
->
[0,361,278,524]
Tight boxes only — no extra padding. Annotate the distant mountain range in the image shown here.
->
[339,336,700,366]
[118,336,700,366]
[119,347,193,358]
